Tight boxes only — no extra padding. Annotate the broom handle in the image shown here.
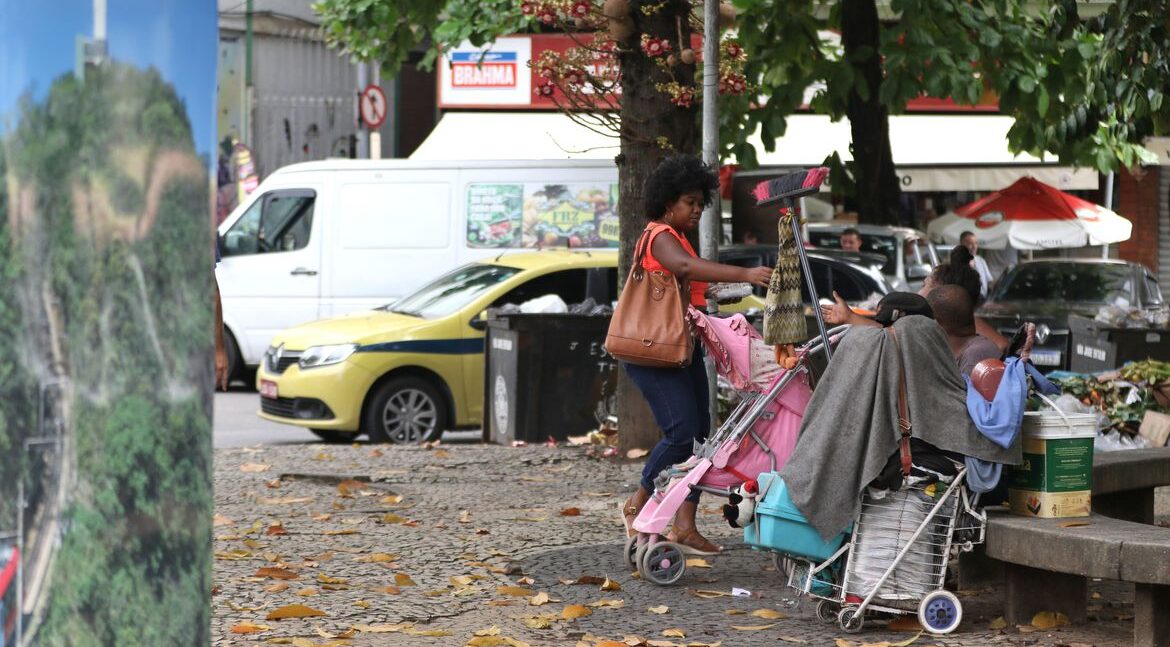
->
[786,198,832,362]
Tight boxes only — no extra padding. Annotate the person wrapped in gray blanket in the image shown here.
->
[779,309,1021,540]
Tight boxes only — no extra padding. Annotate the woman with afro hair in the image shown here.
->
[620,155,773,555]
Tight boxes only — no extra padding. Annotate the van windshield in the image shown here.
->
[384,264,522,319]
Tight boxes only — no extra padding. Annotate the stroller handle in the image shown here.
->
[798,324,849,361]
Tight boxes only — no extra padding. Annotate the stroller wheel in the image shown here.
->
[622,536,639,572]
[639,542,687,586]
[918,590,963,635]
[816,599,839,624]
[837,606,864,634]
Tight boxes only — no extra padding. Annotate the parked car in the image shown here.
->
[977,259,1167,369]
[805,223,939,291]
[216,158,620,380]
[719,244,891,307]
[255,249,618,444]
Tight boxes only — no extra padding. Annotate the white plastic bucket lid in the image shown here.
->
[1022,411,1097,439]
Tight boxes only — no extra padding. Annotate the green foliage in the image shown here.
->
[729,0,1170,181]
[2,62,213,645]
[313,0,529,73]
[990,0,1167,171]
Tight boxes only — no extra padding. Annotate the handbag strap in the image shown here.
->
[886,326,913,476]
[630,225,656,279]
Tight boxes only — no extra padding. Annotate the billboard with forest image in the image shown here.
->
[1,1,216,643]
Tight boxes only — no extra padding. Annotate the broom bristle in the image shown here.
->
[753,166,830,206]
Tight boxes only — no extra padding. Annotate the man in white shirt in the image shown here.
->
[960,231,995,298]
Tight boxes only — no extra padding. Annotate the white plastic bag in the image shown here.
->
[518,294,568,314]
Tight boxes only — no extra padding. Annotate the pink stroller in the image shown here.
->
[623,306,844,585]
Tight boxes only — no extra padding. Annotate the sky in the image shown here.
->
[0,0,217,160]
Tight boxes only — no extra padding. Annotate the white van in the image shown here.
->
[216,158,620,376]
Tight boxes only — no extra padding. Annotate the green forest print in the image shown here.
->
[1,62,213,645]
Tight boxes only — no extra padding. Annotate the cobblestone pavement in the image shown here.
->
[213,444,1136,647]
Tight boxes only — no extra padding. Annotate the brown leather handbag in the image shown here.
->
[605,225,693,368]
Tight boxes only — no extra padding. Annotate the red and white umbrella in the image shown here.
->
[927,177,1132,249]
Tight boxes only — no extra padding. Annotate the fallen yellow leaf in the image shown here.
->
[648,605,669,614]
[835,640,857,647]
[497,585,535,596]
[560,507,581,516]
[229,622,271,634]
[240,462,270,472]
[989,616,1007,630]
[404,627,451,637]
[255,567,300,580]
[296,587,318,597]
[322,528,357,536]
[395,573,416,587]
[522,616,552,629]
[256,496,313,505]
[213,513,234,527]
[376,585,401,595]
[561,604,593,619]
[265,582,290,593]
[751,608,786,619]
[686,558,713,569]
[887,632,924,647]
[353,599,370,609]
[355,552,398,563]
[600,576,622,591]
[1031,611,1071,629]
[466,638,511,647]
[626,448,649,459]
[662,628,686,638]
[588,598,624,608]
[731,623,777,631]
[381,494,403,505]
[529,592,551,606]
[475,626,502,637]
[266,603,327,620]
[691,589,732,598]
[317,574,347,584]
[381,513,409,524]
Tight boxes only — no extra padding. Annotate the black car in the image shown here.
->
[719,244,892,304]
[977,259,1166,369]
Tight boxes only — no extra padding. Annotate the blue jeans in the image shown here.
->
[623,345,710,502]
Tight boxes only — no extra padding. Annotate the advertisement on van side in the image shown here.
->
[466,182,619,249]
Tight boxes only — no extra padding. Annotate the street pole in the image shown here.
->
[700,0,720,424]
[370,65,382,160]
[1102,171,1115,258]
[356,62,369,159]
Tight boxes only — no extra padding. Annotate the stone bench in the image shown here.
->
[984,447,1170,647]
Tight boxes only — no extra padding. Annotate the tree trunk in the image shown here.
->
[841,0,901,226]
[615,0,699,453]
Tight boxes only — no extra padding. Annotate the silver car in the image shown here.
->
[806,223,940,291]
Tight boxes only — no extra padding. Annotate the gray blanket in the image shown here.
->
[779,315,1020,539]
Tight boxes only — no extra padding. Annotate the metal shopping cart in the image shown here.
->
[748,467,986,635]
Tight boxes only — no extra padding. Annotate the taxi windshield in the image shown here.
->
[384,264,521,319]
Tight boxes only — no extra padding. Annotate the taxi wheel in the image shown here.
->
[365,377,448,444]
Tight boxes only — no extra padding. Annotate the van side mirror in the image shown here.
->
[469,311,488,331]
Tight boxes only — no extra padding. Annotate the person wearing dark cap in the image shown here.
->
[819,290,933,329]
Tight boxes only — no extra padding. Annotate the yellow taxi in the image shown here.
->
[256,250,619,443]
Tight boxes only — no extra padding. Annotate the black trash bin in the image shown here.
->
[483,312,618,444]
[1068,314,1170,374]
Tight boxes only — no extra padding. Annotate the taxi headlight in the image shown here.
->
[298,344,357,369]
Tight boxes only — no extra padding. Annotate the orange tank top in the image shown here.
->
[640,223,708,308]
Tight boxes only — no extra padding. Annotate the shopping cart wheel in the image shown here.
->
[918,590,962,634]
[771,553,795,580]
[816,599,840,624]
[837,606,864,634]
[639,542,687,586]
[622,536,639,571]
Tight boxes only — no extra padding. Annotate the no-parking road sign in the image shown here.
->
[359,84,387,129]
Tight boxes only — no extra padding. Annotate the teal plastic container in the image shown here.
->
[744,472,850,562]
